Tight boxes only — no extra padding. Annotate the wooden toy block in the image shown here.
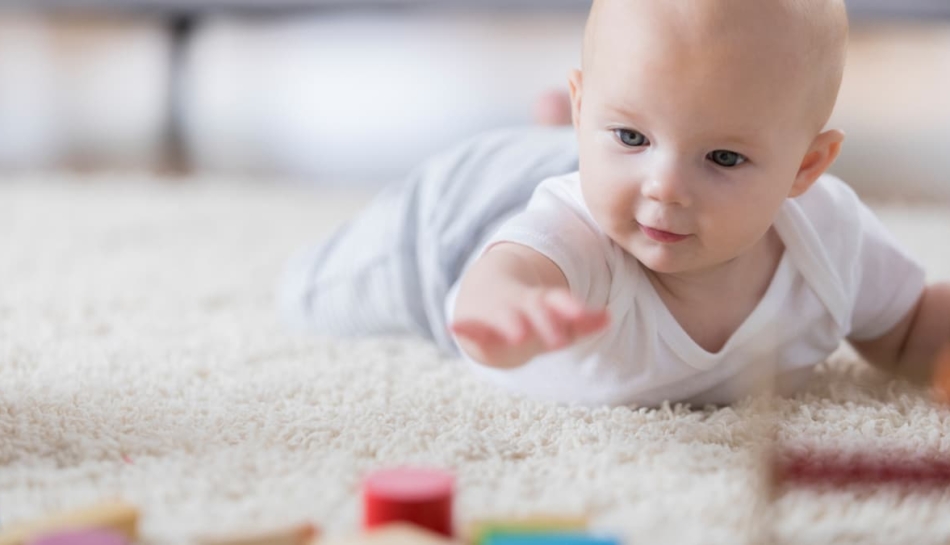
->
[931,343,950,403]
[770,448,950,489]
[463,516,588,545]
[26,529,127,545]
[485,534,619,545]
[0,501,138,545]
[197,522,319,545]
[363,467,455,538]
[318,523,459,545]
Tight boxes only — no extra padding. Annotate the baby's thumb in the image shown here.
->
[573,309,610,337]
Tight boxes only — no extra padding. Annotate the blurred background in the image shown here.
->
[0,0,948,198]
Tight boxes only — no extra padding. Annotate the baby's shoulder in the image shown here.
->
[533,171,587,210]
[530,172,608,237]
[788,174,865,240]
[517,172,627,298]
[793,173,862,217]
[782,173,880,290]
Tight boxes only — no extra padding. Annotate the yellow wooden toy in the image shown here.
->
[462,515,588,545]
[318,523,457,545]
[197,522,319,545]
[932,343,950,403]
[0,500,138,545]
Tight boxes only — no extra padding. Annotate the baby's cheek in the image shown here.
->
[605,182,639,215]
[605,200,638,238]
[583,176,639,228]
[713,217,766,256]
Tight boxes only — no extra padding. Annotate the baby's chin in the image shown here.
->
[634,255,695,276]
[621,237,700,275]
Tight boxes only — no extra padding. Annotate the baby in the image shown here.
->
[279,0,950,407]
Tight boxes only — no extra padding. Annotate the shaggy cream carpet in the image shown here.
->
[1,174,949,545]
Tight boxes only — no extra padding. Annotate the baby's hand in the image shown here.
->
[450,288,610,369]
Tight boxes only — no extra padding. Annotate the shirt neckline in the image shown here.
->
[639,237,795,372]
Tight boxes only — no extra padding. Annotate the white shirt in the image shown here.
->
[446,172,927,407]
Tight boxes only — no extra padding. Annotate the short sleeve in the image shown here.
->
[480,175,613,308]
[848,199,927,341]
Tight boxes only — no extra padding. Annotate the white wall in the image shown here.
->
[1,11,947,199]
[179,11,585,184]
[0,14,173,171]
[827,23,950,200]
[180,13,950,198]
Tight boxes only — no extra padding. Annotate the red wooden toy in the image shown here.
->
[362,467,455,538]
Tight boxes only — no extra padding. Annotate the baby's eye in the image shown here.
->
[707,150,747,167]
[614,129,649,147]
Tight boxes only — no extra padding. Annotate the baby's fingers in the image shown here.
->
[544,290,610,339]
[545,290,590,319]
[571,308,610,337]
[451,313,526,346]
[451,317,534,368]
[522,293,571,349]
[450,320,508,348]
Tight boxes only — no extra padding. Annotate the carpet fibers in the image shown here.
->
[2,175,950,545]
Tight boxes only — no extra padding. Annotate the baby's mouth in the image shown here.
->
[637,222,689,244]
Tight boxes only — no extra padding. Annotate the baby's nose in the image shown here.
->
[641,172,692,207]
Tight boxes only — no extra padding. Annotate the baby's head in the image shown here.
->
[569,0,848,275]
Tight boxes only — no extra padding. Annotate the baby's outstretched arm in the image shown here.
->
[450,242,610,369]
[851,282,950,384]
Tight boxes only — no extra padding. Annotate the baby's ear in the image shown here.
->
[568,69,584,131]
[789,129,845,197]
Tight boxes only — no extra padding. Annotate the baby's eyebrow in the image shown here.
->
[711,133,762,152]
[603,102,642,122]
[600,102,765,151]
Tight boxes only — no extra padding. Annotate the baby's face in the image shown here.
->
[571,1,840,276]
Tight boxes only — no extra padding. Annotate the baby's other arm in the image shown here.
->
[450,242,610,369]
[850,281,950,384]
